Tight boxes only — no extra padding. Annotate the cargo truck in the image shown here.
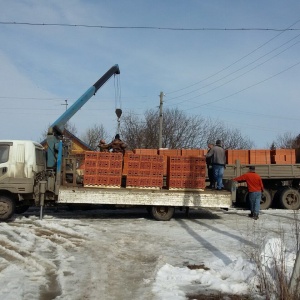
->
[224,160,300,210]
[0,65,233,222]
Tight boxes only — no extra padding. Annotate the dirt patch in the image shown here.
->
[187,264,210,271]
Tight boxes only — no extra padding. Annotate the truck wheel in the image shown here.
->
[260,189,272,210]
[150,206,175,221]
[0,195,15,221]
[279,188,300,210]
[236,187,249,207]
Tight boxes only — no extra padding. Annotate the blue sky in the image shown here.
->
[0,0,300,147]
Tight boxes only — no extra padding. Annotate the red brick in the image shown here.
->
[128,170,140,176]
[128,161,140,169]
[140,161,152,169]
[249,150,271,164]
[134,149,158,155]
[85,151,98,160]
[126,177,140,187]
[83,175,97,185]
[158,149,181,156]
[97,152,111,160]
[181,149,203,156]
[98,161,109,168]
[271,149,296,164]
[226,150,249,164]
[84,169,97,176]
[128,154,141,161]
[85,160,97,168]
[110,161,122,169]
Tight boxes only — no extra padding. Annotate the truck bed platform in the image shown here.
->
[57,186,232,208]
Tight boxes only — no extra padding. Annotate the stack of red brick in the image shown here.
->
[126,153,164,188]
[271,149,296,164]
[167,156,206,190]
[83,151,123,187]
[226,149,296,164]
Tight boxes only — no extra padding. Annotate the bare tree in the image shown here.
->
[161,108,205,148]
[120,112,145,149]
[222,127,254,149]
[38,122,78,143]
[120,108,206,149]
[81,124,109,150]
[65,122,78,136]
[272,132,298,149]
[120,108,254,150]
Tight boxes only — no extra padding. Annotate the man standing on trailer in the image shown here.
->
[205,139,226,190]
[206,140,215,189]
[233,166,264,220]
[109,134,127,155]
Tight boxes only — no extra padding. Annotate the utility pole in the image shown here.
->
[159,92,164,148]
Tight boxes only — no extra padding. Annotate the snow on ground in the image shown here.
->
[0,207,299,300]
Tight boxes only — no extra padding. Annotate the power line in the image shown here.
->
[182,60,300,112]
[166,38,300,107]
[194,105,300,122]
[165,18,300,95]
[0,21,300,31]
[0,96,65,100]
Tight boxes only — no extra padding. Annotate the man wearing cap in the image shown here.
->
[206,140,215,188]
[205,139,226,190]
[233,166,264,220]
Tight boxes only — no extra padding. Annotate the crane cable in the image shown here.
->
[114,74,122,134]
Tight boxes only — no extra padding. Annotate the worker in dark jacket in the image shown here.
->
[233,166,264,220]
[98,139,110,152]
[108,134,127,154]
[206,140,215,189]
[205,139,226,190]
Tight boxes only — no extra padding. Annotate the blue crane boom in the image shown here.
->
[47,64,120,168]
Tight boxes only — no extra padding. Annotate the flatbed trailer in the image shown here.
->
[56,186,233,221]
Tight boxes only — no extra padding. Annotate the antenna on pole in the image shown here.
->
[62,99,68,111]
[159,92,164,148]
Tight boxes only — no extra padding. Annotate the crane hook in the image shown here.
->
[115,108,122,119]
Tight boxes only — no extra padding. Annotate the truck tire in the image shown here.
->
[260,189,272,210]
[0,195,15,221]
[236,187,249,207]
[279,188,300,210]
[150,206,175,221]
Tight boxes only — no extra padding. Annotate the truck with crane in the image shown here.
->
[0,64,234,222]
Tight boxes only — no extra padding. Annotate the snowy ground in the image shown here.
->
[0,207,298,300]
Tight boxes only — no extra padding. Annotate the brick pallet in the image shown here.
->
[271,149,296,164]
[83,151,123,188]
[167,156,206,190]
[126,154,164,189]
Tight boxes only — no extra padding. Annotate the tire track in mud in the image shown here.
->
[0,219,88,300]
[77,221,166,300]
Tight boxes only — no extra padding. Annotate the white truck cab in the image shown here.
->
[0,140,46,220]
[0,140,45,187]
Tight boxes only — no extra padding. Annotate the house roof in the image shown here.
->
[40,129,93,151]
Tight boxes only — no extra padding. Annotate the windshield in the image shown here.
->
[0,145,9,164]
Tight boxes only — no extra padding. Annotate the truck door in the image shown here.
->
[0,142,12,182]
